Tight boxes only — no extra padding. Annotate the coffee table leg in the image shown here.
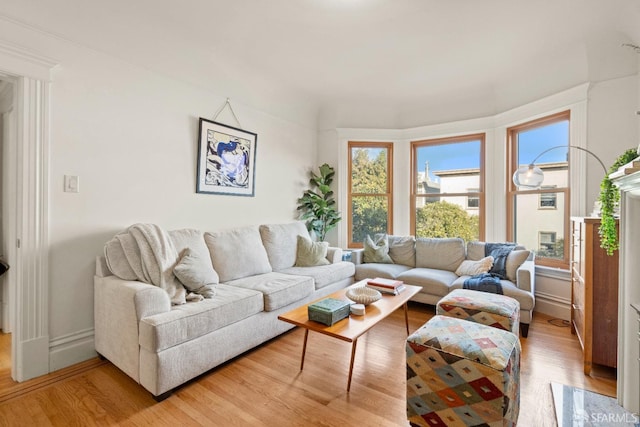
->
[300,329,309,371]
[347,339,358,392]
[404,302,410,335]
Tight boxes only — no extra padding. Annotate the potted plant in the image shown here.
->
[598,148,639,255]
[297,163,341,241]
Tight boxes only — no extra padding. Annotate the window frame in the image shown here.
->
[410,133,486,240]
[507,110,570,269]
[347,141,394,248]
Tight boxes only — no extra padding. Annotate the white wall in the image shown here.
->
[586,74,639,212]
[0,22,318,370]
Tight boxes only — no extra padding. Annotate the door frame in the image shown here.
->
[0,39,56,381]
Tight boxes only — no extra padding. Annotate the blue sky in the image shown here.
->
[417,120,569,176]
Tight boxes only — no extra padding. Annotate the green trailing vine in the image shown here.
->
[598,148,639,255]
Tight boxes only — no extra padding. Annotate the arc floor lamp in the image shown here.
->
[512,145,606,189]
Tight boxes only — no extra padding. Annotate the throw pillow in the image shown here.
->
[455,256,494,277]
[173,248,217,298]
[363,234,394,264]
[506,250,531,282]
[295,235,330,267]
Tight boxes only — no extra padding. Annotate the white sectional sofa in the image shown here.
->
[352,236,535,337]
[94,221,354,400]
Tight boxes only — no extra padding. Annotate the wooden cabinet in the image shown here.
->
[570,217,619,374]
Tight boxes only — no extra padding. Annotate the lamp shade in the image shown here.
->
[513,164,544,189]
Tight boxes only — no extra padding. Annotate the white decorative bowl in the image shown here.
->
[346,286,382,306]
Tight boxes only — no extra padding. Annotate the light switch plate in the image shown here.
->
[64,175,79,193]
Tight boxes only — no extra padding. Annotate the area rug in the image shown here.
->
[551,382,639,426]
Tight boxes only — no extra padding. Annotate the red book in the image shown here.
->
[367,278,403,289]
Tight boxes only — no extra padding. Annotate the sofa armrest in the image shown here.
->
[94,274,171,382]
[326,247,343,264]
[516,258,535,294]
[351,248,364,265]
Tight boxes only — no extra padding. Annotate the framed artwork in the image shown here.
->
[196,118,257,196]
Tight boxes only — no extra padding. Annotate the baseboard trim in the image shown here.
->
[534,290,571,320]
[49,328,97,371]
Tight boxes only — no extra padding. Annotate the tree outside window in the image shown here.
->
[348,142,393,247]
[411,134,485,243]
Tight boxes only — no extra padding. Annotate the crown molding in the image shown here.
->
[0,39,58,81]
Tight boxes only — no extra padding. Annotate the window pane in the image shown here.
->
[514,192,565,260]
[351,196,388,244]
[351,147,388,194]
[415,140,481,194]
[415,197,479,242]
[517,120,569,187]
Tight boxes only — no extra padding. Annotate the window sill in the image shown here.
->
[535,265,571,280]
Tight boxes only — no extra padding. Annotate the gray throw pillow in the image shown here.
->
[506,250,531,282]
[295,235,330,267]
[363,234,394,264]
[173,248,217,298]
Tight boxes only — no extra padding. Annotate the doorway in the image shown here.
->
[0,63,52,383]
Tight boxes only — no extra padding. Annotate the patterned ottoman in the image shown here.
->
[437,289,521,335]
[406,315,521,427]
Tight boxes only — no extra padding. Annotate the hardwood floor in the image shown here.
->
[0,304,616,426]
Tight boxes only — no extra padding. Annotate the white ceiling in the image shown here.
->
[0,0,639,128]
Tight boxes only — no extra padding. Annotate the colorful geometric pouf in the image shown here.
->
[406,315,521,427]
[436,289,521,336]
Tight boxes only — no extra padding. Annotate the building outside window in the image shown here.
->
[347,141,393,247]
[411,134,485,242]
[467,188,480,209]
[507,111,570,268]
[539,185,557,209]
[539,231,557,255]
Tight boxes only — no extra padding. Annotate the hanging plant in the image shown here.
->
[598,148,639,255]
[296,163,342,241]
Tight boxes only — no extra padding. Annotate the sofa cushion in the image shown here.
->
[138,284,264,352]
[279,261,355,290]
[455,256,494,277]
[225,272,314,311]
[387,235,416,267]
[450,277,535,311]
[363,234,393,264]
[205,226,272,282]
[169,229,211,263]
[259,222,310,271]
[295,235,330,267]
[397,268,458,297]
[415,237,465,272]
[354,263,412,281]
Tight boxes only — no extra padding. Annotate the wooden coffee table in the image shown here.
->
[277,280,421,391]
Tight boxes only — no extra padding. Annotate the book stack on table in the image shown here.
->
[366,278,406,295]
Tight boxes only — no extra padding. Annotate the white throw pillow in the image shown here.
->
[294,235,330,267]
[363,234,394,264]
[455,256,494,276]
